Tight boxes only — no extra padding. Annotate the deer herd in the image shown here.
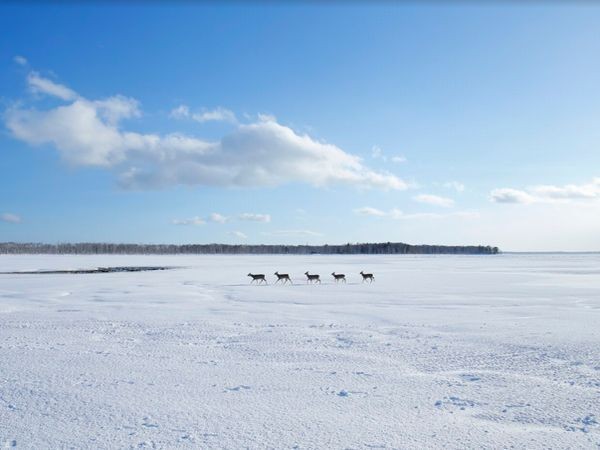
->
[247,270,375,285]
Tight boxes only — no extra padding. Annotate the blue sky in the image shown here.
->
[2,2,600,251]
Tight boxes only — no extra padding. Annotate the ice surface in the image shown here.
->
[0,254,599,448]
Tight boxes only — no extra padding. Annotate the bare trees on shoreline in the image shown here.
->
[0,242,500,255]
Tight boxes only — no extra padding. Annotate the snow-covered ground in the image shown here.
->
[0,254,599,449]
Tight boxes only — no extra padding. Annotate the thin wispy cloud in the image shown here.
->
[371,145,406,164]
[228,230,247,239]
[173,212,270,226]
[443,181,465,193]
[6,70,408,192]
[172,216,206,226]
[413,194,455,208]
[354,207,478,220]
[354,206,387,217]
[208,212,228,224]
[371,145,384,160]
[238,213,271,223]
[490,188,536,204]
[262,229,323,237]
[491,178,600,204]
[170,104,237,124]
[14,55,28,66]
[27,71,78,101]
[1,213,21,223]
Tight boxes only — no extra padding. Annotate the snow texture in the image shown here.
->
[0,254,599,449]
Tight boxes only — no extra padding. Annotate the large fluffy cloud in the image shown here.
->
[5,72,407,191]
[491,178,600,204]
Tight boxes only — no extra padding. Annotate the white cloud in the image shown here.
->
[93,96,141,125]
[14,55,28,66]
[208,212,228,224]
[490,188,535,204]
[257,113,276,122]
[6,71,408,192]
[172,216,206,226]
[228,230,248,239]
[193,107,236,123]
[169,104,190,119]
[354,206,387,217]
[6,97,158,167]
[531,180,600,200]
[391,208,479,220]
[238,213,271,223]
[173,212,271,226]
[1,213,21,223]
[413,194,455,208]
[354,207,478,221]
[372,145,406,164]
[490,178,600,204]
[170,104,237,123]
[27,71,78,101]
[391,155,407,163]
[371,145,385,160]
[443,181,465,192]
[262,229,323,237]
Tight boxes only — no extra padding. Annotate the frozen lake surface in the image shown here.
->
[0,254,599,449]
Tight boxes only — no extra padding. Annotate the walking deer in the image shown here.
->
[360,271,374,283]
[274,271,293,284]
[247,273,267,284]
[331,272,346,283]
[304,271,321,284]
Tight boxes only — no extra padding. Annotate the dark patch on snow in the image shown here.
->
[0,266,178,275]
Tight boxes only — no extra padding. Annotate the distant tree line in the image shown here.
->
[0,242,500,255]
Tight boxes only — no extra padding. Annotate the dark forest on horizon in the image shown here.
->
[0,242,500,255]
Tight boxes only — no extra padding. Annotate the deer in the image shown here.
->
[331,272,346,283]
[360,271,374,283]
[304,271,321,284]
[247,273,267,284]
[274,271,293,284]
